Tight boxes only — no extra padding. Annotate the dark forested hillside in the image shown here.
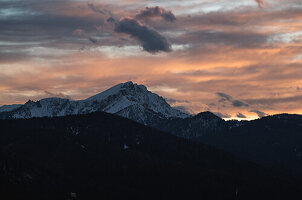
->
[154,111,229,138]
[200,114,302,176]
[0,112,301,200]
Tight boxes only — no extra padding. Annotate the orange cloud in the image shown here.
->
[255,0,264,8]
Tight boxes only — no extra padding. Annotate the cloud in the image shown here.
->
[214,112,232,119]
[217,92,232,102]
[87,3,105,14]
[216,92,249,107]
[89,37,98,45]
[245,95,302,106]
[2,0,302,117]
[114,18,172,53]
[135,6,176,22]
[181,31,268,48]
[165,98,189,104]
[107,17,116,23]
[236,113,247,118]
[254,0,264,8]
[232,100,249,107]
[72,29,86,36]
[173,106,190,114]
[250,110,267,118]
[44,91,71,99]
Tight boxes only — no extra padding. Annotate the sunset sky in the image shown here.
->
[1,0,302,120]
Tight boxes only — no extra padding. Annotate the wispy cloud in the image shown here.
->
[236,113,247,118]
[214,112,232,119]
[217,93,249,108]
[87,3,105,15]
[250,110,267,118]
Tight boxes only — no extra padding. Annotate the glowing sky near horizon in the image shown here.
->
[1,0,302,120]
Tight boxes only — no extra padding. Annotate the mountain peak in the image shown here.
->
[86,81,147,102]
[121,81,148,91]
[85,81,188,119]
[194,111,222,120]
[0,81,189,121]
[24,99,35,106]
[121,81,134,86]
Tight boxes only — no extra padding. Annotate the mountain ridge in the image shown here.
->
[0,81,189,125]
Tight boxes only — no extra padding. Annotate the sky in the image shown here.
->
[1,0,302,120]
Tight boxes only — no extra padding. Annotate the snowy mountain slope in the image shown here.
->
[11,98,71,118]
[0,82,189,125]
[84,81,188,118]
[0,104,22,112]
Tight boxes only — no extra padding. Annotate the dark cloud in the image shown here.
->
[217,92,232,102]
[114,18,172,53]
[0,2,118,61]
[107,17,116,23]
[87,3,105,15]
[165,98,189,104]
[181,31,268,48]
[232,100,249,107]
[217,92,249,107]
[89,37,98,44]
[250,110,267,118]
[0,11,107,57]
[236,113,247,118]
[135,6,176,22]
[214,112,232,119]
[161,12,176,22]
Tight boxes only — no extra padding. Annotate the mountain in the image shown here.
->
[198,113,302,176]
[156,112,229,138]
[0,81,243,138]
[0,82,248,139]
[0,104,22,112]
[151,112,248,139]
[0,111,301,199]
[0,81,189,126]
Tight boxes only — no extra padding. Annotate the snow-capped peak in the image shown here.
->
[85,81,132,102]
[0,81,189,122]
[85,81,148,101]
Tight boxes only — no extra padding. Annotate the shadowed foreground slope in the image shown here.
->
[0,112,301,200]
[200,114,302,176]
